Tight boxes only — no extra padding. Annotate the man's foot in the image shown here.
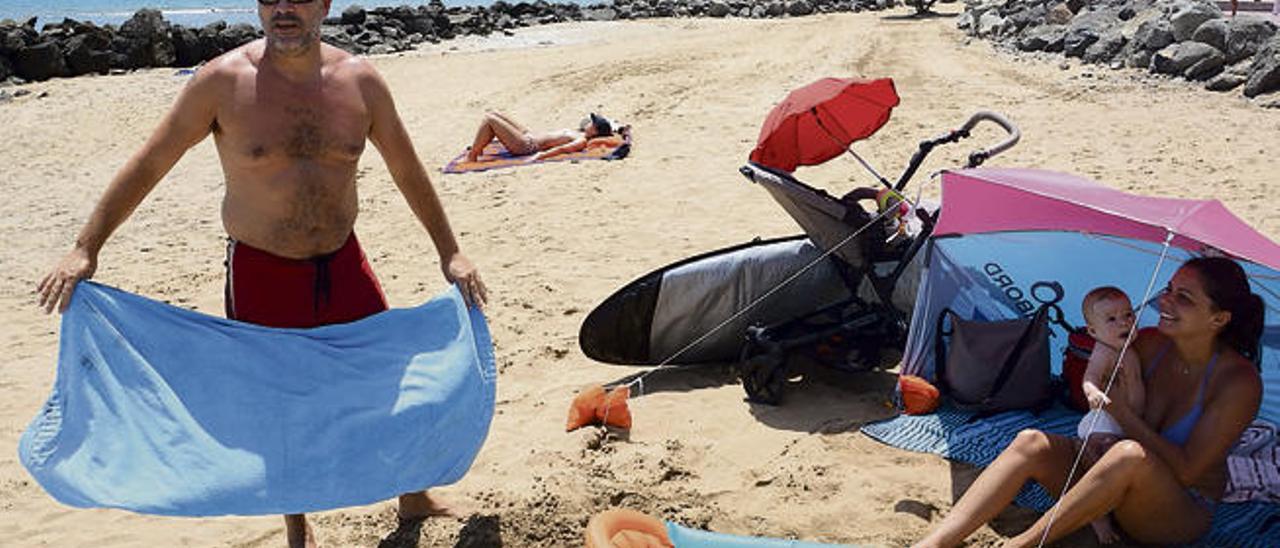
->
[1090,516,1120,544]
[398,491,468,520]
[285,513,317,548]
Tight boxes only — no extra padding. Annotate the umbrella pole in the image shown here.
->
[845,148,894,191]
[810,109,894,190]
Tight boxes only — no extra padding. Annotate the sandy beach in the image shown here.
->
[2,4,1279,546]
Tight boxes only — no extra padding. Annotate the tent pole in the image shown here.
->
[1036,230,1176,548]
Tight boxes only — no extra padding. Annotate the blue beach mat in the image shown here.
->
[862,407,1280,547]
[666,522,851,547]
[18,282,496,517]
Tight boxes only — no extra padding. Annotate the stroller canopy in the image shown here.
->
[903,168,1280,424]
[750,77,899,173]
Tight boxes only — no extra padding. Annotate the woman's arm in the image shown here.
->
[1109,352,1261,486]
[532,136,587,161]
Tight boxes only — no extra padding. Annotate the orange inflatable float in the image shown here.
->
[585,508,673,548]
[566,384,633,431]
[899,374,940,415]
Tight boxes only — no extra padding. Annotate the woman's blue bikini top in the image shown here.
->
[1144,343,1219,446]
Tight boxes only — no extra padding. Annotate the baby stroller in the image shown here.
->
[737,88,1021,404]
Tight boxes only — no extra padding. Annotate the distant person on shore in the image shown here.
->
[465,110,620,162]
[1227,0,1270,16]
[36,0,487,546]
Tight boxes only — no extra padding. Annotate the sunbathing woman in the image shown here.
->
[465,111,616,162]
[914,256,1264,547]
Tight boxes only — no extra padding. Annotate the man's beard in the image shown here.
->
[266,25,321,57]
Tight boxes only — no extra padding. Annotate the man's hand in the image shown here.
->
[445,252,487,309]
[37,247,98,314]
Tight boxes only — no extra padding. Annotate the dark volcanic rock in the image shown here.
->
[1184,48,1225,80]
[1132,16,1174,52]
[1151,41,1220,76]
[13,40,66,80]
[1205,71,1247,91]
[63,31,113,75]
[1168,0,1220,42]
[1063,9,1120,58]
[1225,17,1277,64]
[1244,37,1280,97]
[788,0,815,16]
[1082,30,1125,64]
[1191,18,1227,52]
[342,5,368,25]
[120,9,175,67]
[217,23,259,52]
[1018,24,1067,52]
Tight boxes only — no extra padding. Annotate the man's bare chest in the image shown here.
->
[216,87,369,164]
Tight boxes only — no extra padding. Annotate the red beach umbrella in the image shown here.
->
[749,77,900,173]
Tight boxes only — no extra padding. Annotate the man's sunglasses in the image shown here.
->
[257,0,316,5]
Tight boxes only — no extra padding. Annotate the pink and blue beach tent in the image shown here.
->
[899,168,1280,424]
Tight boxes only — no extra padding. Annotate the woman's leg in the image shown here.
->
[489,111,530,133]
[468,111,534,160]
[1002,440,1212,547]
[914,430,1078,548]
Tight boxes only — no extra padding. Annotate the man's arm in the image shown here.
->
[37,63,222,313]
[360,63,487,308]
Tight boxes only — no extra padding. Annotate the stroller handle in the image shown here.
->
[958,110,1021,168]
[893,110,1021,191]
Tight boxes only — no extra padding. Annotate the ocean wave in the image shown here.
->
[68,7,255,17]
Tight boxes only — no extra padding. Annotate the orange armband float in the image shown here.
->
[899,375,940,415]
[566,384,633,431]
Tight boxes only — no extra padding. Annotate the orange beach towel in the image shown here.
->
[443,132,632,174]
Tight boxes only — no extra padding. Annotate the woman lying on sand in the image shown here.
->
[915,257,1264,547]
[465,110,619,162]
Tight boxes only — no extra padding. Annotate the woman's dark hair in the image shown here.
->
[1184,256,1266,363]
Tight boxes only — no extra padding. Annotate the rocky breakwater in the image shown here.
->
[958,0,1280,99]
[0,0,898,86]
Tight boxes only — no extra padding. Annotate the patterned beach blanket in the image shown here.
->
[1226,420,1280,504]
[19,282,496,517]
[443,131,631,174]
[862,407,1280,547]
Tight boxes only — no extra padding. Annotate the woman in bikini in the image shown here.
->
[914,256,1265,547]
[464,111,615,163]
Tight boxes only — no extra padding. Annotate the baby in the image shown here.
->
[1077,286,1142,544]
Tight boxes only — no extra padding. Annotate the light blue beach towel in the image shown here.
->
[18,281,496,517]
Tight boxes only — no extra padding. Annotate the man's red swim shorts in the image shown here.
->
[224,233,389,328]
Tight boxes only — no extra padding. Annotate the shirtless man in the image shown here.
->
[36,0,487,546]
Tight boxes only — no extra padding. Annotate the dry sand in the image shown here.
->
[2,4,1278,547]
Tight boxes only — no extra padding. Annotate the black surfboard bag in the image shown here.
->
[933,304,1054,415]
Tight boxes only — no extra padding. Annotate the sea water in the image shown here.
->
[0,0,572,28]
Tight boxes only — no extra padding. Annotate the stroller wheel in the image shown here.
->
[741,350,787,405]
